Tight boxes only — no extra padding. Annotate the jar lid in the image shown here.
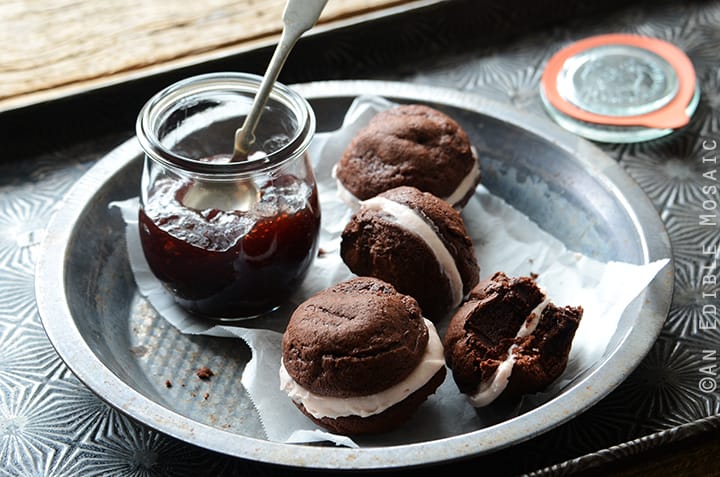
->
[540,34,699,143]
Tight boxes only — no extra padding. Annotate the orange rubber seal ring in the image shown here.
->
[542,34,696,129]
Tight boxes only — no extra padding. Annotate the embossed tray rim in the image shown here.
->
[36,80,673,469]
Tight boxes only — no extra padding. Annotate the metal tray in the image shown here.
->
[36,80,672,470]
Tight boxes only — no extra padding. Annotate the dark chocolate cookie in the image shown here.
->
[444,272,583,405]
[341,186,479,320]
[280,277,446,435]
[283,277,427,398]
[335,104,480,208]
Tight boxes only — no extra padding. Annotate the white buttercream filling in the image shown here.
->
[467,298,551,407]
[333,147,480,209]
[362,196,464,308]
[443,148,480,208]
[279,319,445,419]
[332,164,361,210]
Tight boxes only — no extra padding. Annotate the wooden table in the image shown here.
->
[0,0,415,111]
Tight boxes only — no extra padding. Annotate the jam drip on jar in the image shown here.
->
[139,175,320,317]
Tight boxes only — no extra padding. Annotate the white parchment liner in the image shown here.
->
[111,96,668,448]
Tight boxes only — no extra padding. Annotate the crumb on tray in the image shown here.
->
[196,366,214,380]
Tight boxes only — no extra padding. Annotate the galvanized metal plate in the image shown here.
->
[36,80,672,469]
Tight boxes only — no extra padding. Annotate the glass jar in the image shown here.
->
[136,73,320,319]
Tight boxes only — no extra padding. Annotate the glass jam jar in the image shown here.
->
[136,73,320,319]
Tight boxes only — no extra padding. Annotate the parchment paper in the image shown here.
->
[111,96,669,447]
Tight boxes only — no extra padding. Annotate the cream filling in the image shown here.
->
[443,148,480,207]
[362,196,464,308]
[332,164,361,210]
[279,319,445,419]
[467,298,551,407]
[333,147,480,209]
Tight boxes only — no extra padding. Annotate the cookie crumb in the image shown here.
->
[196,367,214,380]
[318,247,328,256]
[164,380,172,388]
[129,345,148,357]
[530,272,539,280]
[204,393,210,400]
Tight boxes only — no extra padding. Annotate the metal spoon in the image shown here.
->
[183,0,327,212]
[231,0,329,160]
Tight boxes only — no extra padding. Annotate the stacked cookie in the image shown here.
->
[280,277,446,435]
[334,104,480,210]
[341,186,480,320]
[444,272,583,407]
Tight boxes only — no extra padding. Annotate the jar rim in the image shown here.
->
[136,72,315,176]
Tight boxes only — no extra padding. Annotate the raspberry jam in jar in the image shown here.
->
[136,73,320,319]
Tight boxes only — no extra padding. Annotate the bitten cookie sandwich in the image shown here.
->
[280,277,446,435]
[334,104,480,209]
[444,272,583,407]
[341,186,479,320]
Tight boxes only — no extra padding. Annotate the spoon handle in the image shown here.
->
[283,0,329,33]
[233,0,328,157]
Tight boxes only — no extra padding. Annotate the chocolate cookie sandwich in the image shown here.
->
[444,272,582,407]
[280,277,446,435]
[334,104,480,209]
[340,186,479,320]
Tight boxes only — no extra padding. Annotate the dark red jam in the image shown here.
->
[139,174,320,318]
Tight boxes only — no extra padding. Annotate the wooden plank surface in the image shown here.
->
[0,0,416,111]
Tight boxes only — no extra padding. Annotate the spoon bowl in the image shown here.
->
[181,179,261,212]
